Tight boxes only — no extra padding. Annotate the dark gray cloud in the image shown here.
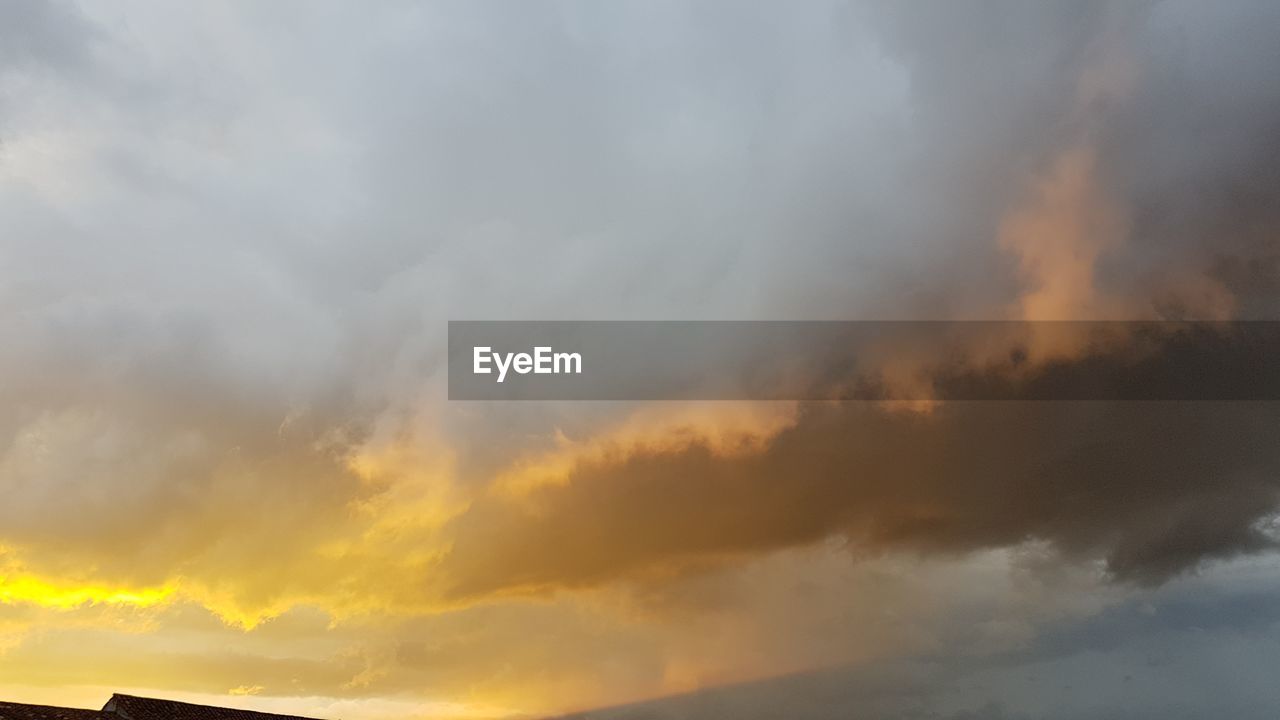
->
[438,400,1280,601]
[557,559,1280,720]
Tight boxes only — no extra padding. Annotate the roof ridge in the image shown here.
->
[104,694,327,720]
[0,702,98,710]
[0,700,103,720]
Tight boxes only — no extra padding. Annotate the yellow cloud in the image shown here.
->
[0,573,175,611]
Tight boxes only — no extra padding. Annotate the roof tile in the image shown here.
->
[0,702,102,720]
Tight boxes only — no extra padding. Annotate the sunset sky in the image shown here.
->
[2,1,1280,719]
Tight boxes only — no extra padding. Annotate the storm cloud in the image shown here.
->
[1,0,1279,716]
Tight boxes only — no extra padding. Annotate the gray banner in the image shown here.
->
[447,321,1280,401]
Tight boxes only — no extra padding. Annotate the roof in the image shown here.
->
[103,695,325,720]
[0,702,102,720]
[0,696,327,720]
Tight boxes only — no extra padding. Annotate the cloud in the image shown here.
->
[1,0,1279,716]
[555,556,1280,720]
[436,400,1280,602]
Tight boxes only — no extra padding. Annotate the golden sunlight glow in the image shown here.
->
[0,573,175,610]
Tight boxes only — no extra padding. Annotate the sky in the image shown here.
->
[1,1,1280,718]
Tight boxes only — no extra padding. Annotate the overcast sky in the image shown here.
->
[2,1,1280,718]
